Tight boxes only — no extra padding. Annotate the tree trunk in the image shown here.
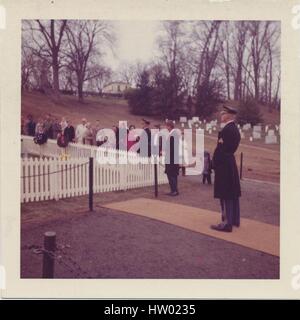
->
[77,80,84,103]
[52,51,60,100]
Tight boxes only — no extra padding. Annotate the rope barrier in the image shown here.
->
[20,161,89,179]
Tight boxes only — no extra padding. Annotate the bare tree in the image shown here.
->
[247,21,274,101]
[87,65,112,95]
[232,21,248,101]
[118,62,137,86]
[157,21,187,113]
[273,72,280,110]
[64,20,115,102]
[219,22,232,100]
[21,38,35,91]
[191,21,222,92]
[23,20,67,99]
[60,67,76,93]
[190,21,223,116]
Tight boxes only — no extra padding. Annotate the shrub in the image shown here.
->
[195,79,224,118]
[237,99,263,126]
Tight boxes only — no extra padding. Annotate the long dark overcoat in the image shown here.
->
[212,122,241,200]
[165,131,180,176]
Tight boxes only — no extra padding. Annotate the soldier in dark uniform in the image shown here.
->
[165,120,180,196]
[211,106,241,232]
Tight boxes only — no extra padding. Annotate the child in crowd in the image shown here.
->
[202,151,212,185]
[33,125,48,145]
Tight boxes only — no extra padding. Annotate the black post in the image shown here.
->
[89,157,94,211]
[154,158,158,198]
[42,231,56,278]
[240,152,243,180]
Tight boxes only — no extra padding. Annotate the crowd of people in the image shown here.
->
[22,113,215,198]
[21,114,156,154]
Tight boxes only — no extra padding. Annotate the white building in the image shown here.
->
[102,81,131,97]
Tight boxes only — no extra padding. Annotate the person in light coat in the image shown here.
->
[76,118,88,144]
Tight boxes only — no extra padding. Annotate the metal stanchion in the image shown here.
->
[42,231,56,278]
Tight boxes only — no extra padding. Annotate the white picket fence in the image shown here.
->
[21,136,168,203]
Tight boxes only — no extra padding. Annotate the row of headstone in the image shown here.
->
[177,117,279,144]
[179,117,279,131]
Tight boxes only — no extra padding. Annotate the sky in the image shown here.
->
[103,20,161,71]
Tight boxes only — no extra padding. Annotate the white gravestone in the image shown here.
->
[206,123,212,131]
[180,117,187,122]
[265,130,277,144]
[243,123,251,130]
[253,125,262,132]
[192,117,199,123]
[252,131,261,139]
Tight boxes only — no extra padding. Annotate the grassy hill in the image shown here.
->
[21,92,162,128]
[22,91,280,127]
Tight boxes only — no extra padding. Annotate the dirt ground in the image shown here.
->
[21,176,279,279]
[204,135,280,183]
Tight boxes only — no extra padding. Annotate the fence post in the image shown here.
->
[154,156,158,198]
[89,157,94,211]
[42,231,56,278]
[120,151,126,191]
[240,152,243,180]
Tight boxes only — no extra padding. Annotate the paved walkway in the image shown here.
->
[103,198,279,256]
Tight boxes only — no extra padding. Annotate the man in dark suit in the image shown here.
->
[64,119,75,143]
[165,120,180,196]
[211,106,241,232]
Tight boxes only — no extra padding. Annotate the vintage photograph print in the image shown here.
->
[20,19,280,279]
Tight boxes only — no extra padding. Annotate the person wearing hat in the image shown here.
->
[164,120,180,196]
[211,105,241,232]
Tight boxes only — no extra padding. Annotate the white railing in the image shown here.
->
[22,134,102,159]
[21,136,168,203]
